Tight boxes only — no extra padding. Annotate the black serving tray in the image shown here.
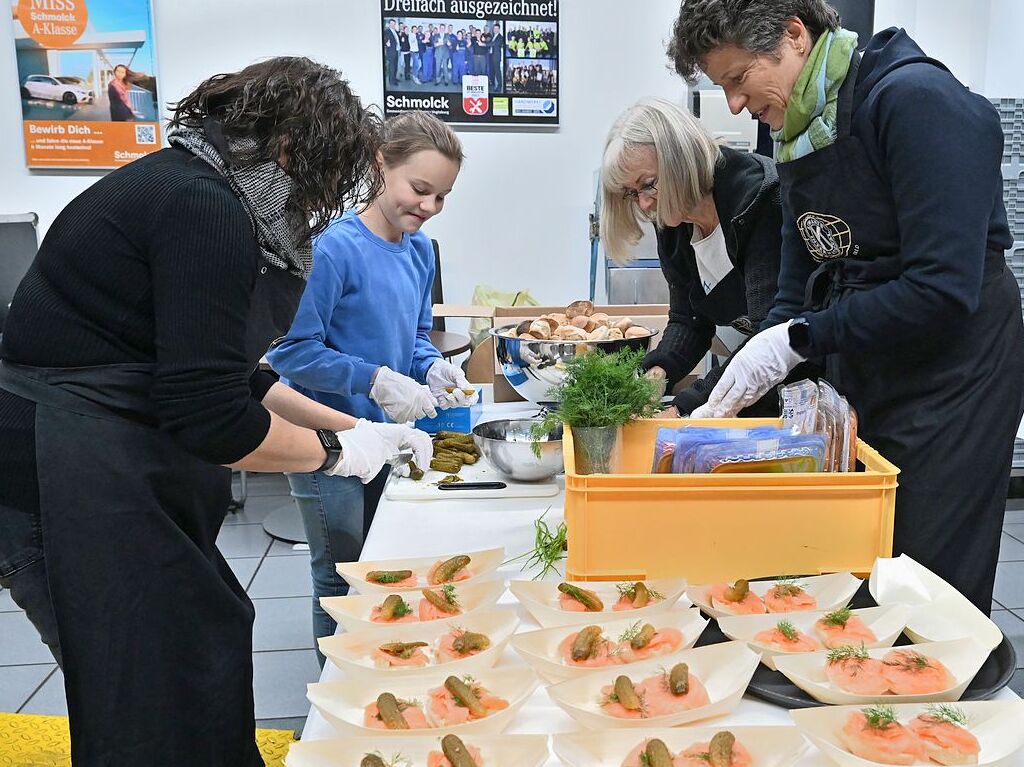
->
[693,580,1017,708]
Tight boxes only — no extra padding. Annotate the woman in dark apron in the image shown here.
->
[600,97,794,416]
[0,57,431,765]
[671,0,1024,612]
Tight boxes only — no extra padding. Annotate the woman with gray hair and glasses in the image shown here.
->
[602,97,794,416]
[670,0,1024,612]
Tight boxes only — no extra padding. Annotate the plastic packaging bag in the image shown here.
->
[780,379,819,435]
[694,434,828,474]
[651,427,677,473]
[817,381,847,472]
[671,426,791,474]
[466,285,539,349]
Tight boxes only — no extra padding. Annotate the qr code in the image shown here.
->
[134,124,156,145]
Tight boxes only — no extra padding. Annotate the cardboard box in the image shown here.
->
[433,304,672,402]
[414,387,484,434]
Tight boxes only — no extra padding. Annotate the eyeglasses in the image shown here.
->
[622,178,658,202]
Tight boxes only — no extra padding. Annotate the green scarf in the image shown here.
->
[772,28,859,163]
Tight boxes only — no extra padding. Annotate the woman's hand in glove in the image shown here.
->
[426,359,479,409]
[363,421,433,478]
[369,366,437,423]
[699,321,805,417]
[323,420,397,483]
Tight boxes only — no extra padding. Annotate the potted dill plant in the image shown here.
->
[533,349,660,474]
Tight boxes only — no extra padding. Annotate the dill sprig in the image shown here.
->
[924,704,970,726]
[392,597,412,618]
[884,650,931,671]
[821,607,853,627]
[531,349,661,438]
[502,508,567,580]
[863,705,897,729]
[771,577,806,597]
[826,644,869,664]
[618,620,644,644]
[364,750,411,767]
[441,584,460,607]
[777,620,799,641]
[616,582,665,601]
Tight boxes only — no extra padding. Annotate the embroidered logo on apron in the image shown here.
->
[797,212,853,262]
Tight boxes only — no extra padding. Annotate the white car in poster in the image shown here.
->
[21,75,94,105]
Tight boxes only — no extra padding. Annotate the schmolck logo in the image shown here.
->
[797,211,853,262]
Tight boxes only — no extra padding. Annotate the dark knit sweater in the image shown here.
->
[0,147,280,513]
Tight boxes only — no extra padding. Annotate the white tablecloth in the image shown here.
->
[300,402,1021,766]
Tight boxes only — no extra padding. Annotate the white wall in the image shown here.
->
[0,0,683,311]
[3,0,1019,314]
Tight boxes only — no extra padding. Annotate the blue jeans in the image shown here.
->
[286,467,388,667]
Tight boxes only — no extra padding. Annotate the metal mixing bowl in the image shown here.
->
[489,324,660,406]
[472,418,564,482]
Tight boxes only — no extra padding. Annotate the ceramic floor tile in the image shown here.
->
[267,540,310,557]
[1005,509,1024,525]
[999,533,1024,562]
[217,523,274,559]
[226,557,262,591]
[232,472,292,498]
[247,555,312,599]
[991,610,1024,668]
[252,649,320,720]
[993,561,1024,609]
[0,587,17,612]
[19,667,66,716]
[1010,668,1024,696]
[1005,523,1024,543]
[253,597,314,652]
[222,494,295,526]
[0,611,60,666]
[0,664,55,713]
[255,716,307,736]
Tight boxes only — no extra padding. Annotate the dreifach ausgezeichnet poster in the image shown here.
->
[11,0,161,169]
[381,0,559,126]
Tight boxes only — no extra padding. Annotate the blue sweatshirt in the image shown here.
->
[765,28,1013,355]
[266,211,441,422]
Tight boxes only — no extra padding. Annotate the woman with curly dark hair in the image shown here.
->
[0,56,431,765]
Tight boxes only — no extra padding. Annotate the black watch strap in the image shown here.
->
[315,429,344,473]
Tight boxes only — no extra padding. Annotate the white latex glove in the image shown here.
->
[369,367,437,423]
[363,421,433,478]
[324,419,393,483]
[701,321,805,418]
[426,359,479,410]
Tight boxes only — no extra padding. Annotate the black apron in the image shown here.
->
[0,263,303,767]
[779,53,1024,611]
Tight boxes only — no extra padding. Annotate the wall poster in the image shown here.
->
[381,0,559,126]
[11,0,161,169]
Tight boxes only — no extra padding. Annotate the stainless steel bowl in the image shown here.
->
[489,324,660,406]
[472,418,564,482]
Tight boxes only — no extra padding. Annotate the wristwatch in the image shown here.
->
[315,429,344,473]
[787,317,814,358]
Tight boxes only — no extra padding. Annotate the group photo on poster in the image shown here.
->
[11,0,161,168]
[504,20,556,58]
[381,0,559,126]
[383,18,503,94]
[506,57,557,95]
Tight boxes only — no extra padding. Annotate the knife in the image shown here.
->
[437,481,507,491]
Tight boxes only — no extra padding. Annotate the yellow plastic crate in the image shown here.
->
[563,418,899,583]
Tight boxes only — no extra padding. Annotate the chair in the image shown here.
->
[0,214,39,334]
[428,239,471,360]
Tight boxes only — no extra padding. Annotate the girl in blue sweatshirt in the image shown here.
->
[268,112,473,660]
